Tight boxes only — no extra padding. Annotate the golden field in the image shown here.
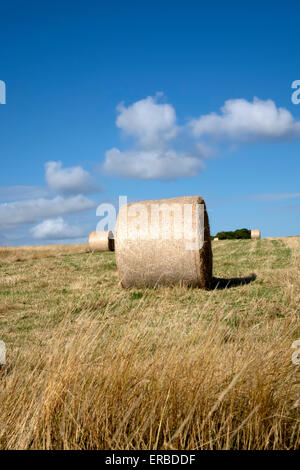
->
[0,238,299,449]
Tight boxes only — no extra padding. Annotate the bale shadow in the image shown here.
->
[210,273,257,290]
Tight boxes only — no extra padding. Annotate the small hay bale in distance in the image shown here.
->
[115,196,213,289]
[89,230,115,252]
[251,229,261,240]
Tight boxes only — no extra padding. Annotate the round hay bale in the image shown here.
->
[115,196,213,288]
[89,230,115,252]
[214,237,219,241]
[251,229,261,240]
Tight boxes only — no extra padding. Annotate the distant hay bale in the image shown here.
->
[251,229,261,240]
[115,196,213,288]
[214,237,219,241]
[89,231,115,252]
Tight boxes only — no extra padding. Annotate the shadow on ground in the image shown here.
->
[210,273,257,290]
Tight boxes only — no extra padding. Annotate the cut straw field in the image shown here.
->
[0,238,299,449]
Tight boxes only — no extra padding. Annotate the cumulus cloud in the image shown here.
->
[45,161,100,195]
[0,161,101,243]
[190,97,300,141]
[0,161,101,205]
[104,147,203,180]
[116,94,177,148]
[31,217,85,240]
[104,93,205,180]
[104,94,300,180]
[0,195,96,229]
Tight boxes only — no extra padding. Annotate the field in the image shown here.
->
[0,238,299,450]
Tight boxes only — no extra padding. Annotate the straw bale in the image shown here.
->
[115,196,212,288]
[251,229,261,240]
[89,230,115,252]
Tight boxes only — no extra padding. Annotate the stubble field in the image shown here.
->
[0,238,299,449]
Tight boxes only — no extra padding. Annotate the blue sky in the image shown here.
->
[0,0,300,245]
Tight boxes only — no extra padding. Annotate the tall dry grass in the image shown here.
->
[0,238,299,449]
[0,301,299,449]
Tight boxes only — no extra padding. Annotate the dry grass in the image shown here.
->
[0,244,89,263]
[0,238,299,449]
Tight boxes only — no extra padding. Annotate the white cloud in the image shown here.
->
[104,147,203,180]
[116,94,177,148]
[190,98,300,142]
[45,161,100,195]
[0,195,96,229]
[0,161,102,244]
[103,93,204,180]
[104,94,300,181]
[0,161,101,205]
[31,217,85,240]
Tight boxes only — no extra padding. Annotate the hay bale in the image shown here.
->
[214,237,219,241]
[115,196,212,288]
[251,229,261,240]
[89,230,115,252]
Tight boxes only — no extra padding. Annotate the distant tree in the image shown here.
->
[214,228,251,240]
[234,228,251,239]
